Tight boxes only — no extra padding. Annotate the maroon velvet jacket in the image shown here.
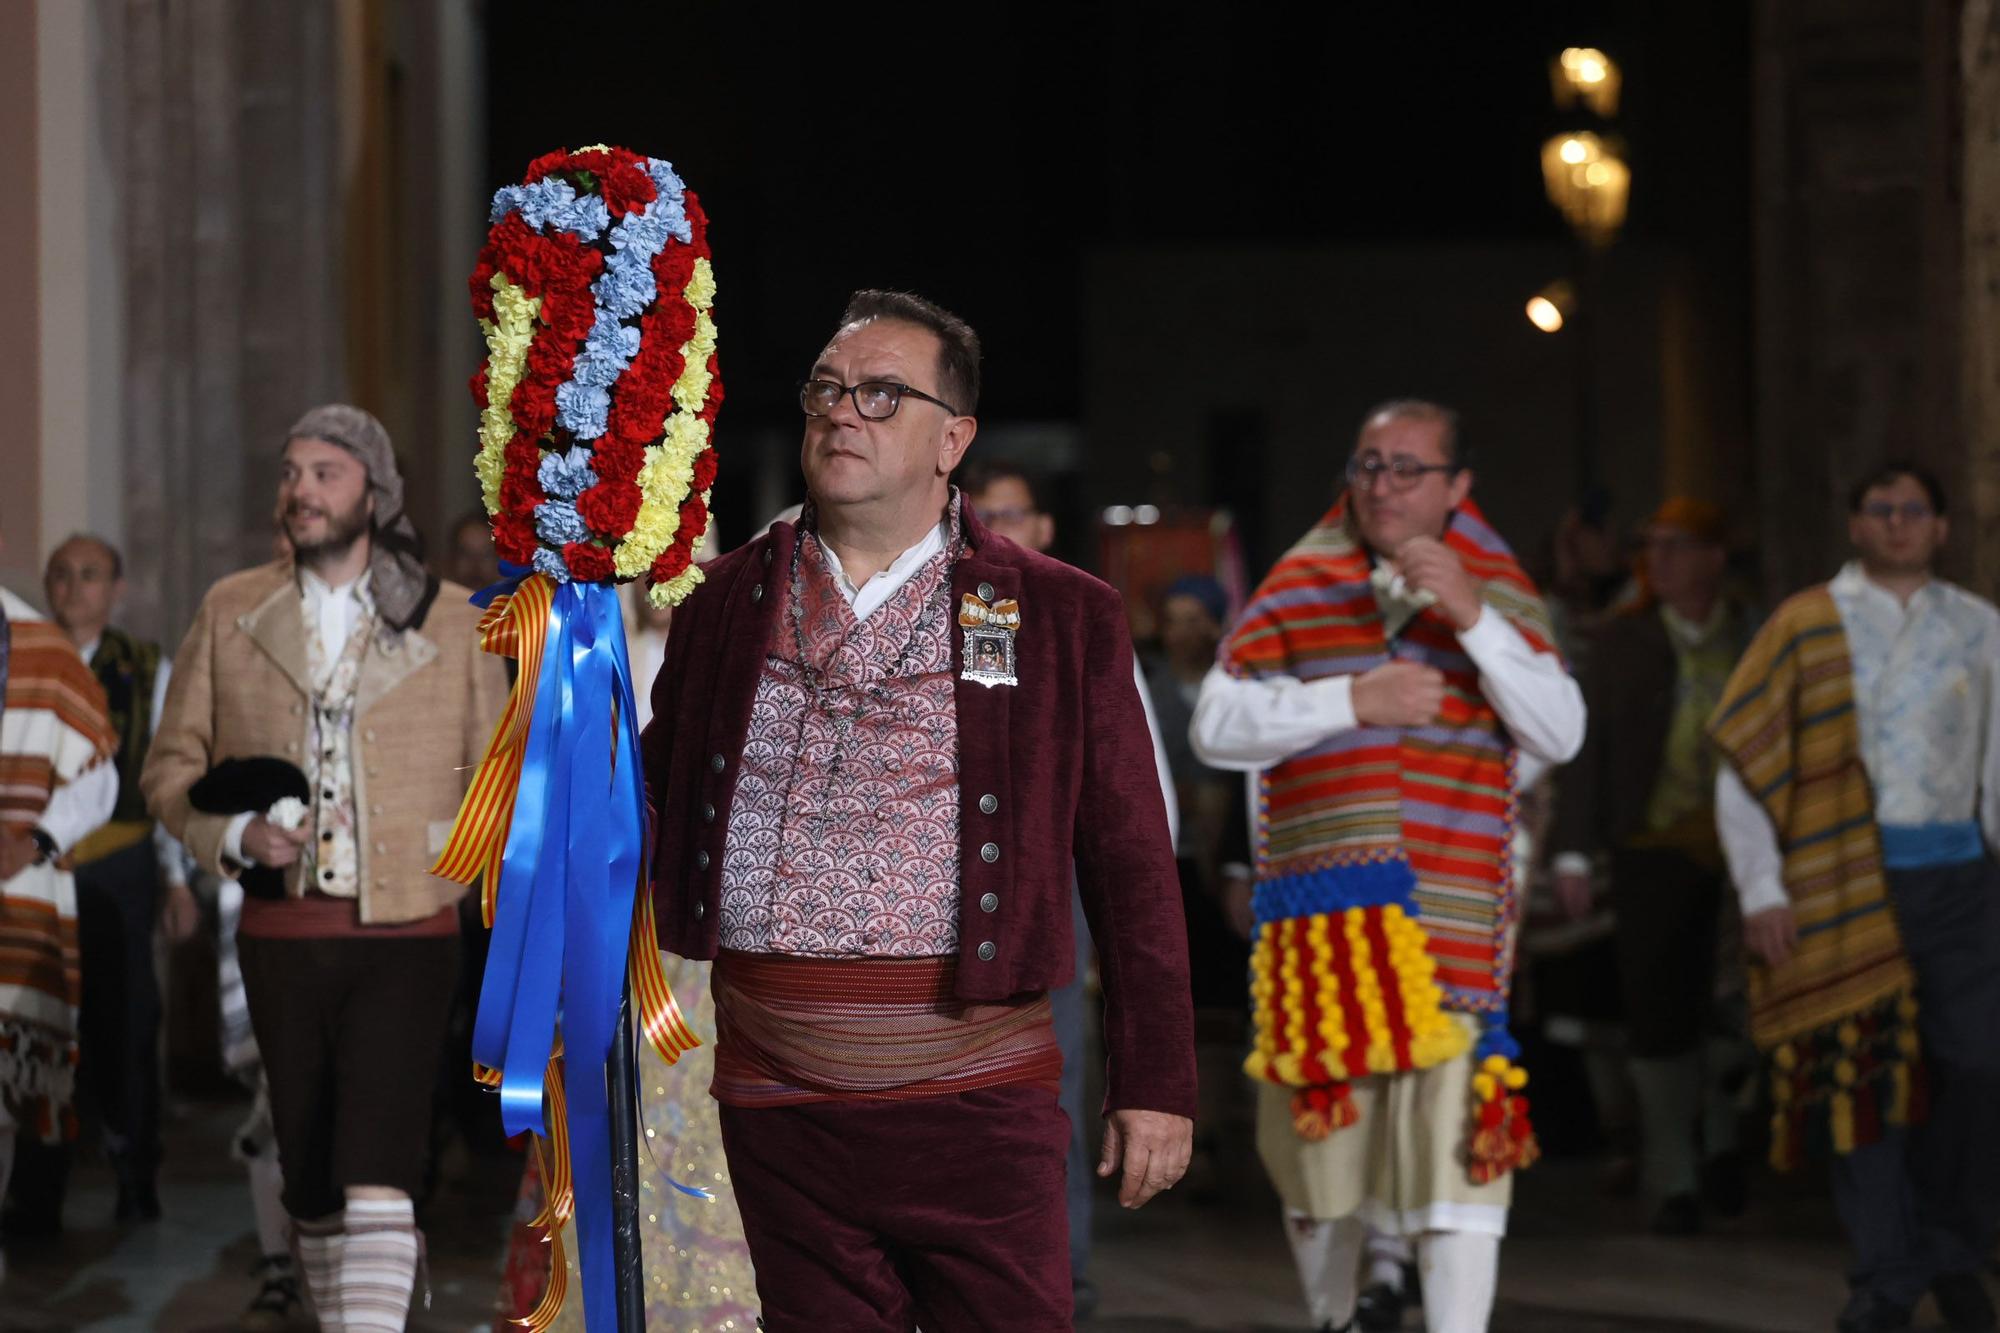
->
[643,505,1196,1119]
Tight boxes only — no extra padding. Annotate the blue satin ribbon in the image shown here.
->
[468,575,649,1332]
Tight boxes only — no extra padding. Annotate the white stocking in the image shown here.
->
[1283,1207,1364,1329]
[1417,1229,1499,1333]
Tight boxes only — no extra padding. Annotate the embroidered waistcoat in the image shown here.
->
[718,533,962,956]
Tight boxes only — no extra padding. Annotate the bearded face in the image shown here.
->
[280,438,375,567]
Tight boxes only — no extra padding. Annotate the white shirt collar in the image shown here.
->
[817,519,949,623]
[1832,560,1935,617]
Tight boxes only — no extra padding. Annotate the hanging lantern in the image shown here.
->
[1550,47,1622,117]
[1540,132,1631,248]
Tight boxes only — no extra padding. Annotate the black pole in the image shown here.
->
[608,987,646,1331]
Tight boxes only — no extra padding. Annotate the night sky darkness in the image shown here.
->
[485,2,1750,544]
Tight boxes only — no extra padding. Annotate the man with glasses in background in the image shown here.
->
[958,459,1179,1321]
[642,290,1195,1331]
[1709,463,2000,1333]
[1193,400,1584,1333]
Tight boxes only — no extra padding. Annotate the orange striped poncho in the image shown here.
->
[1223,500,1557,1168]
[0,588,116,1140]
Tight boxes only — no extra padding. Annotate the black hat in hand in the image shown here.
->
[187,757,311,901]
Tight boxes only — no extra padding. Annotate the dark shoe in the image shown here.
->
[1835,1289,1913,1333]
[1933,1272,1999,1332]
[1355,1279,1406,1330]
[1701,1148,1749,1219]
[1651,1192,1702,1236]
[240,1255,304,1331]
[0,1199,61,1241]
[1072,1275,1099,1321]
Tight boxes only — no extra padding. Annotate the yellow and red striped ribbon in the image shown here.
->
[514,1049,574,1331]
[431,574,557,924]
[630,886,701,1065]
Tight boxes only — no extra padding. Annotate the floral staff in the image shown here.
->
[434,144,720,1332]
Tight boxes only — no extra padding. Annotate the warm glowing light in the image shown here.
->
[1551,47,1622,116]
[1541,133,1629,246]
[1524,280,1576,334]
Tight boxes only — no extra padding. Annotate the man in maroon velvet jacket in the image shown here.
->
[643,289,1195,1330]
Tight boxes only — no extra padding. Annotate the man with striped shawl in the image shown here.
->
[1709,462,2000,1333]
[0,580,116,1286]
[1193,400,1584,1333]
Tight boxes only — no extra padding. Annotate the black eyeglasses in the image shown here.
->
[798,379,960,421]
[1345,455,1458,492]
[1860,500,1935,524]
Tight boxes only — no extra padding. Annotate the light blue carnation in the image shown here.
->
[594,259,657,321]
[645,160,693,243]
[531,545,572,584]
[572,313,641,388]
[555,381,611,440]
[537,447,597,501]
[546,193,609,241]
[534,500,592,547]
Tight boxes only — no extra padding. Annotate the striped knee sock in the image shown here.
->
[292,1213,345,1332]
[341,1197,419,1331]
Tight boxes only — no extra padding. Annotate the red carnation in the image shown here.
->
[499,469,546,519]
[469,366,489,410]
[685,193,709,255]
[689,448,719,494]
[650,544,692,583]
[493,511,538,565]
[678,494,708,536]
[503,436,543,472]
[522,149,572,184]
[591,439,645,485]
[562,541,615,583]
[654,300,697,352]
[576,480,643,538]
[596,159,658,220]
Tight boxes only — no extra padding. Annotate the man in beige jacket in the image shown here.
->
[143,405,506,1332]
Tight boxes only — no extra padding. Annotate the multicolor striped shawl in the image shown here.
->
[1225,499,1555,1007]
[0,589,116,1140]
[1707,586,1919,1167]
[1225,501,1555,1174]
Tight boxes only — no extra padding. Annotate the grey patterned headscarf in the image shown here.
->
[283,404,439,631]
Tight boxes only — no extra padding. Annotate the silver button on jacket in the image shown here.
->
[976,941,996,961]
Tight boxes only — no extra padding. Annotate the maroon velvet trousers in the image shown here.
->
[718,1084,1073,1331]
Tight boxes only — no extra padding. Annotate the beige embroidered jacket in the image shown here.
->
[142,559,508,924]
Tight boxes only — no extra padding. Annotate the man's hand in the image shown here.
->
[1395,536,1483,631]
[1352,661,1446,728]
[161,880,201,943]
[1554,870,1594,921]
[241,816,310,869]
[1097,1108,1193,1209]
[1744,905,1798,969]
[0,832,40,881]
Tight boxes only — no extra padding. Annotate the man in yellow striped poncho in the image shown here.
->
[1709,462,2000,1333]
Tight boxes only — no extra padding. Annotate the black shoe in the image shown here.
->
[0,1200,61,1241]
[1355,1280,1406,1331]
[1650,1192,1702,1236]
[1933,1272,1999,1332]
[240,1255,304,1332]
[1701,1148,1749,1219]
[1836,1290,1913,1333]
[1072,1275,1099,1321]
